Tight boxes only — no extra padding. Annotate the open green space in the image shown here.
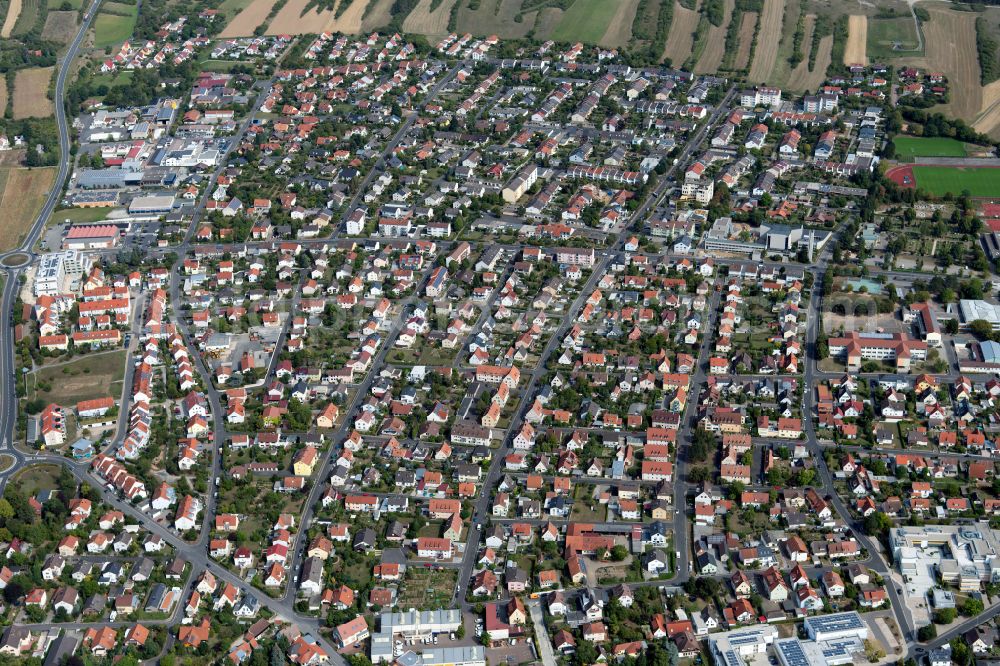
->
[866,15,923,60]
[29,349,127,406]
[549,0,620,44]
[11,464,62,495]
[92,5,136,48]
[893,136,968,159]
[52,206,118,224]
[217,0,254,19]
[912,166,1000,197]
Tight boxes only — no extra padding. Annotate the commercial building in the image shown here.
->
[708,625,777,666]
[63,224,121,250]
[802,612,868,643]
[370,610,464,663]
[34,250,91,297]
[891,525,1000,591]
[128,195,176,216]
[378,610,462,638]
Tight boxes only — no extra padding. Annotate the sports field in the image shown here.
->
[893,137,967,159]
[912,166,1000,197]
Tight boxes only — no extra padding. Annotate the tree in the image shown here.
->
[917,624,937,641]
[690,427,714,462]
[933,607,957,624]
[863,512,893,537]
[960,597,984,616]
[610,545,628,561]
[969,319,995,341]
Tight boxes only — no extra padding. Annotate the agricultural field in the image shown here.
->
[866,15,922,61]
[362,0,393,30]
[975,79,1000,137]
[693,0,732,74]
[27,350,127,407]
[216,0,255,22]
[11,0,46,36]
[893,136,968,159]
[764,0,803,87]
[1,0,21,37]
[41,9,77,42]
[663,0,700,66]
[844,14,866,65]
[747,0,784,83]
[453,0,536,40]
[0,167,56,251]
[267,0,369,34]
[784,14,831,91]
[401,0,457,36]
[906,5,981,122]
[733,11,757,70]
[13,67,54,119]
[550,0,625,45]
[92,3,137,48]
[911,166,1000,198]
[598,0,639,47]
[219,0,272,37]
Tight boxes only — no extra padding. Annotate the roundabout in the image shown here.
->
[0,253,31,268]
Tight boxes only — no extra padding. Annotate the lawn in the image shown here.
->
[29,349,127,406]
[893,136,967,159]
[549,0,622,44]
[51,206,116,224]
[89,70,133,88]
[866,15,922,60]
[913,166,1000,197]
[92,5,136,48]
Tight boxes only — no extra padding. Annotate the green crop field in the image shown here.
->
[549,0,620,44]
[912,166,1000,197]
[893,136,967,159]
